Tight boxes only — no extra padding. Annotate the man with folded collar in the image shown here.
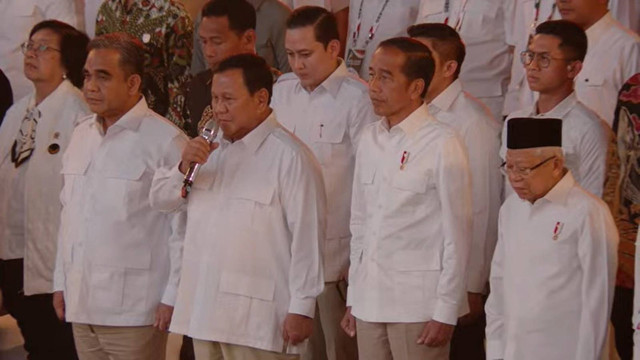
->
[486,117,618,360]
[150,53,326,360]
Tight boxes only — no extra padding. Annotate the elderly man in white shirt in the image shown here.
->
[150,53,326,360]
[408,23,502,360]
[271,7,375,360]
[0,20,89,360]
[341,37,471,360]
[502,20,610,199]
[52,33,188,360]
[557,0,640,126]
[0,0,79,101]
[416,0,515,122]
[345,0,420,80]
[486,117,618,360]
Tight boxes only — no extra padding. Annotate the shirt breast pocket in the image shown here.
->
[100,162,148,215]
[229,182,276,226]
[12,0,35,17]
[460,1,500,35]
[391,169,434,215]
[312,121,347,166]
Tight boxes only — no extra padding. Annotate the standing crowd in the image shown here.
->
[0,0,638,360]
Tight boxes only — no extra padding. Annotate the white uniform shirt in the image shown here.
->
[347,104,471,325]
[0,0,78,100]
[272,61,377,281]
[417,0,515,120]
[486,172,618,360]
[150,114,326,355]
[577,12,640,127]
[53,98,188,326]
[504,0,558,115]
[633,229,640,360]
[610,0,639,34]
[501,92,611,198]
[0,80,89,295]
[346,0,420,80]
[428,79,502,293]
[282,0,349,11]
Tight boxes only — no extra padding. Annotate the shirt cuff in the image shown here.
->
[432,299,460,325]
[486,339,505,360]
[288,297,316,318]
[161,284,178,307]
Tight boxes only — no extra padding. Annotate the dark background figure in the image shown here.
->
[0,69,13,127]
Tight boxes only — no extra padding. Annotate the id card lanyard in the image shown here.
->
[531,0,557,32]
[443,0,468,31]
[351,0,391,49]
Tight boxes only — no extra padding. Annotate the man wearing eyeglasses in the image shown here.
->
[500,20,610,198]
[486,116,618,360]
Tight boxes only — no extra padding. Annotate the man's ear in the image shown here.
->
[242,29,257,52]
[127,73,143,95]
[254,88,270,113]
[566,61,582,80]
[443,60,459,79]
[326,39,341,58]
[409,78,426,101]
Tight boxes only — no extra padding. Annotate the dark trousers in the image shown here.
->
[449,313,486,360]
[611,286,633,360]
[180,335,195,360]
[0,258,78,360]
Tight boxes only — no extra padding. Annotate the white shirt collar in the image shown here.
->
[296,60,350,98]
[428,79,463,114]
[540,170,576,206]
[379,103,431,139]
[223,111,277,154]
[585,11,615,48]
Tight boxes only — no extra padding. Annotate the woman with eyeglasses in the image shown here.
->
[0,20,90,360]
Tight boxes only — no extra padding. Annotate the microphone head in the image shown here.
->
[199,106,219,142]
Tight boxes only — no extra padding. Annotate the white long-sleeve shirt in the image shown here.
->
[417,0,515,119]
[272,61,377,282]
[347,104,471,325]
[346,0,420,80]
[576,12,640,127]
[504,0,559,115]
[0,80,89,295]
[150,113,326,355]
[428,79,502,293]
[502,92,611,198]
[486,172,618,360]
[0,0,79,100]
[53,98,188,326]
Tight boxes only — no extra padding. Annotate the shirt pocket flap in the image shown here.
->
[420,0,445,16]
[232,183,275,205]
[359,165,376,185]
[580,73,605,87]
[61,156,91,175]
[394,250,442,271]
[102,162,146,181]
[219,272,276,301]
[392,171,431,194]
[13,0,35,16]
[313,121,347,144]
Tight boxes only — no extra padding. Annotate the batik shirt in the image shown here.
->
[96,0,193,130]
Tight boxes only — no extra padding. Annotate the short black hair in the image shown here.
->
[535,20,588,61]
[377,37,435,98]
[29,20,90,89]
[201,0,256,36]
[88,33,146,79]
[407,23,465,78]
[286,6,339,48]
[213,54,273,101]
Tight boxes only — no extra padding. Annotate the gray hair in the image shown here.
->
[88,33,145,78]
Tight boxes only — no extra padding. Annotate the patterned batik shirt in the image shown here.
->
[96,0,193,130]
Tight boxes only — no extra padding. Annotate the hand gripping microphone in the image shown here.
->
[182,107,219,199]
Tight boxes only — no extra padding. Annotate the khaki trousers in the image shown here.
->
[303,282,358,360]
[193,339,299,360]
[72,323,167,360]
[355,319,450,360]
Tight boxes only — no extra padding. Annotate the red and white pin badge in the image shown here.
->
[552,221,564,240]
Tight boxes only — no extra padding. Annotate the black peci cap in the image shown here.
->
[507,117,562,149]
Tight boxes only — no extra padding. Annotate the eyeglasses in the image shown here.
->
[520,50,570,69]
[21,41,61,56]
[500,156,556,177]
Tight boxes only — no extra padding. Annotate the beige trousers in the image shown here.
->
[355,319,450,360]
[72,323,167,360]
[303,282,358,360]
[193,339,299,360]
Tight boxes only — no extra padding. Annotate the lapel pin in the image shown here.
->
[552,221,564,240]
[48,143,60,155]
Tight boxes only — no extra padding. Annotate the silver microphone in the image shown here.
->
[182,108,219,198]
